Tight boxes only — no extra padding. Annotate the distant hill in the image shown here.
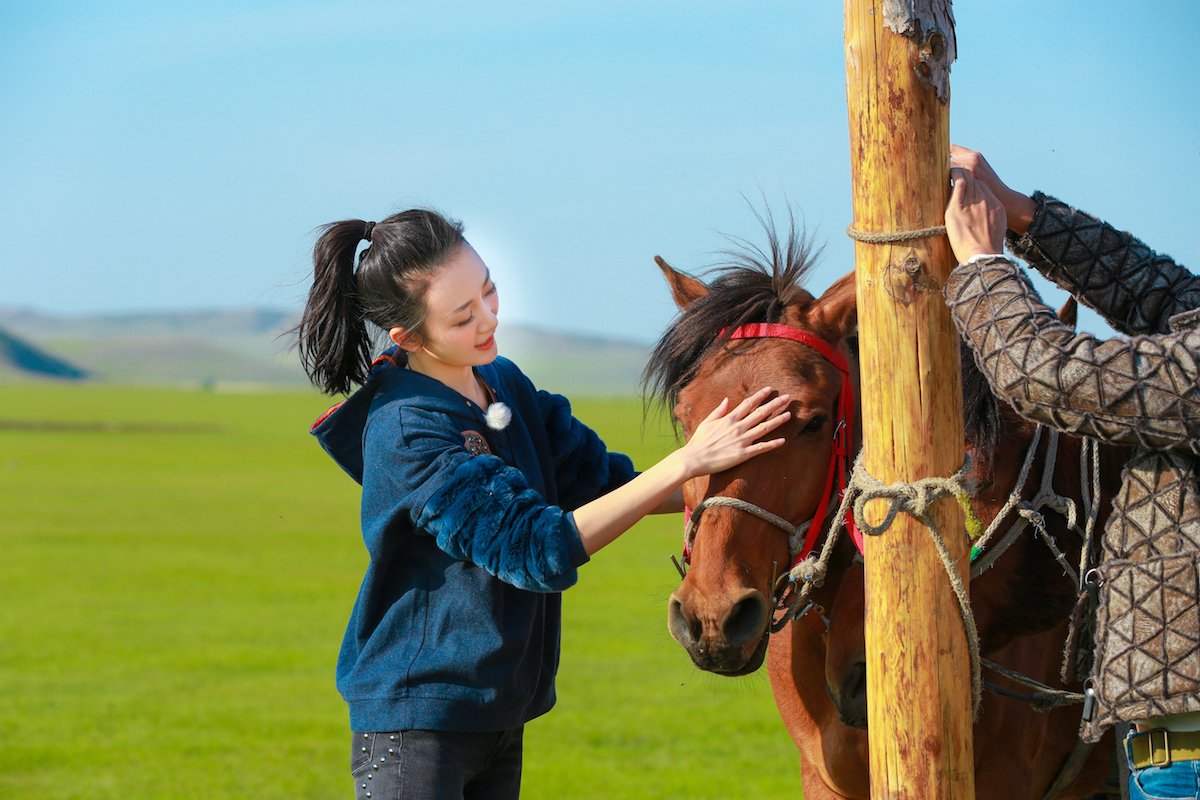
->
[0,327,89,381]
[0,307,651,396]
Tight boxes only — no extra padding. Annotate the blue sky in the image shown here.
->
[3,1,1198,343]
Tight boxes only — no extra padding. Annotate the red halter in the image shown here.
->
[702,323,861,567]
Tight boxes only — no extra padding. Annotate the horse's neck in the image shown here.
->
[768,612,870,800]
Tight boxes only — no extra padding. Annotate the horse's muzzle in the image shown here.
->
[668,588,771,675]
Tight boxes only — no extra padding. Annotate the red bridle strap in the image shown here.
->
[724,323,861,563]
[726,323,848,375]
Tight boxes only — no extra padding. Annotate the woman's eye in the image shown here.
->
[456,315,474,327]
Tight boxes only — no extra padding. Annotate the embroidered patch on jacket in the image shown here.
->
[462,430,491,456]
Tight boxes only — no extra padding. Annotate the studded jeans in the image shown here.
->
[351,727,524,800]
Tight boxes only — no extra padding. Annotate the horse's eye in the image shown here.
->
[800,415,828,435]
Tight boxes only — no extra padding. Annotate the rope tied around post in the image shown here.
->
[845,223,947,244]
[775,449,986,714]
[848,450,985,718]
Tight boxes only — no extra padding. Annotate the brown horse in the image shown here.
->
[642,222,1126,800]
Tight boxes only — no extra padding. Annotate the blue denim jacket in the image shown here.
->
[312,349,635,732]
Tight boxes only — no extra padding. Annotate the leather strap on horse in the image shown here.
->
[978,655,1099,800]
[980,658,1085,714]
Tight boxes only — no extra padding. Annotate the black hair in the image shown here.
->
[294,209,466,395]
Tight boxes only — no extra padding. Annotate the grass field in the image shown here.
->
[0,383,804,799]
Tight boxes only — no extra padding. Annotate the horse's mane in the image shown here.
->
[642,208,823,412]
[961,339,1002,475]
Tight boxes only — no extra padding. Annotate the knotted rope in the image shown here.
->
[776,429,1105,720]
[682,422,1101,723]
[777,449,983,716]
[847,452,984,718]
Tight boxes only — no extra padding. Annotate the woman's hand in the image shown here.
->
[571,387,790,556]
[946,165,1009,265]
[677,387,791,479]
[949,145,1036,235]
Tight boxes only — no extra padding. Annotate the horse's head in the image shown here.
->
[645,224,859,676]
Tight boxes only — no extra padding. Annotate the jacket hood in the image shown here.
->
[310,346,484,484]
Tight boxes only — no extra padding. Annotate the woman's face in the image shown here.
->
[394,243,499,375]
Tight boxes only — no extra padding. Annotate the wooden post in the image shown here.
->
[843,2,974,799]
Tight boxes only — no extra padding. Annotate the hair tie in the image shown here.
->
[363,221,376,242]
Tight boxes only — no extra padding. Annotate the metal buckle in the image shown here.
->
[1150,728,1172,768]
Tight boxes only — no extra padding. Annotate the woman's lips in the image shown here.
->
[476,335,495,350]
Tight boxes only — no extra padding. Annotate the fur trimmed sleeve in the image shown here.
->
[537,391,637,511]
[416,455,588,592]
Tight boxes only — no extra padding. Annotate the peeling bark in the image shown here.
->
[882,0,956,101]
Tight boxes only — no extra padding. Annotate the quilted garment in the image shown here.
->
[945,193,1200,741]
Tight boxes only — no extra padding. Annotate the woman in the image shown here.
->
[295,209,792,799]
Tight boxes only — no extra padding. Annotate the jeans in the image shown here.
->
[351,727,524,800]
[1126,732,1200,800]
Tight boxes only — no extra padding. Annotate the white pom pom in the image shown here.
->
[485,402,512,431]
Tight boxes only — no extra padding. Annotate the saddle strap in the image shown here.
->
[1037,737,1098,800]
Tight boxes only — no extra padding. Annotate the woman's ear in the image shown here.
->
[389,326,421,351]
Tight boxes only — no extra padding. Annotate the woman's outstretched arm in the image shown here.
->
[571,388,791,555]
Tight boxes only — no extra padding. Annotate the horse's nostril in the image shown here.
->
[724,593,768,647]
[667,595,694,647]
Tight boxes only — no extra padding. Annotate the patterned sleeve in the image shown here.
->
[1007,192,1200,336]
[944,255,1200,453]
[536,390,637,511]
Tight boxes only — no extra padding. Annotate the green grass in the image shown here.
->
[0,384,802,799]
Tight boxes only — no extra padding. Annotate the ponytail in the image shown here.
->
[294,209,466,395]
[295,220,374,395]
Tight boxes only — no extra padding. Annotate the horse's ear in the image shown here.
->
[810,270,858,343]
[656,255,708,309]
[1057,296,1078,330]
